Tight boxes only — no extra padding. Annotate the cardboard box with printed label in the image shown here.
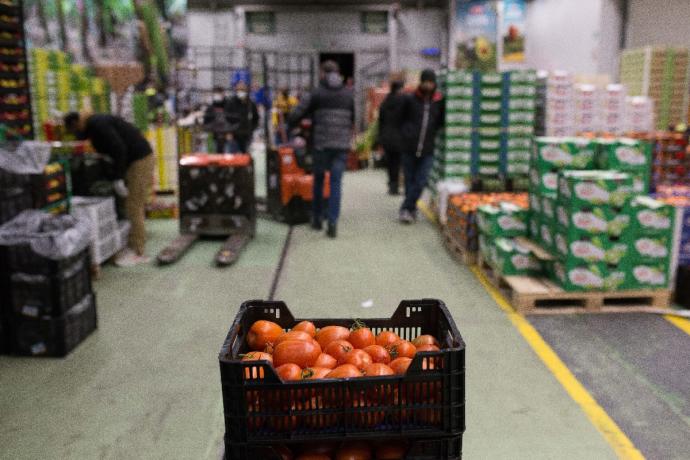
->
[477,202,529,237]
[554,232,630,265]
[557,170,633,209]
[555,204,630,238]
[627,196,675,236]
[624,264,669,289]
[596,138,652,171]
[490,237,543,276]
[553,260,628,292]
[534,137,596,170]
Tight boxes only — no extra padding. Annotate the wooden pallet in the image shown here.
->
[442,226,477,266]
[477,255,673,315]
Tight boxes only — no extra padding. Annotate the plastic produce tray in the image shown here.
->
[226,434,463,460]
[10,293,97,357]
[10,256,92,318]
[219,299,465,447]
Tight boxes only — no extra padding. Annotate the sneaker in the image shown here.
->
[399,209,414,224]
[114,248,151,267]
[327,222,337,238]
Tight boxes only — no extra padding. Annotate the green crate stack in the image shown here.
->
[595,137,652,193]
[620,46,690,130]
[504,71,537,182]
[476,72,503,179]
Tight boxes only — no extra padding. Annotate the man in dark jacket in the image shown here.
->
[64,112,154,266]
[399,69,445,223]
[289,60,354,238]
[377,72,406,195]
[203,86,233,153]
[225,81,259,153]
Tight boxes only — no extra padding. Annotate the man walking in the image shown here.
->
[289,60,354,238]
[399,69,445,223]
[377,72,406,195]
[203,86,233,153]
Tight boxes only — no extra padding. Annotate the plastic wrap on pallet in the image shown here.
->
[0,141,52,174]
[0,210,92,260]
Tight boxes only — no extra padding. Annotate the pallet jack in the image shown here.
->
[157,153,256,266]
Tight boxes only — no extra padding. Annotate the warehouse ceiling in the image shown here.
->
[188,0,446,9]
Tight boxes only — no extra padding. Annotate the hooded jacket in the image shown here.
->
[289,73,354,151]
[401,88,445,157]
[225,95,259,139]
[377,83,406,153]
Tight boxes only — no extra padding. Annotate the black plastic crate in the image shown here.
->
[0,190,33,225]
[219,299,465,446]
[10,256,92,318]
[0,167,31,193]
[2,245,88,277]
[10,293,97,357]
[226,434,462,460]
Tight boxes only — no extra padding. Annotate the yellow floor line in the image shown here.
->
[417,200,438,224]
[470,266,645,460]
[664,315,690,336]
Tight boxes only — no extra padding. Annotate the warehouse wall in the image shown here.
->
[626,0,690,48]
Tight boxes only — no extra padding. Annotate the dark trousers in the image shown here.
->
[234,136,249,154]
[401,153,434,212]
[313,149,347,224]
[385,148,402,191]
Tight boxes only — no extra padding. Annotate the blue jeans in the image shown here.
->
[313,149,347,224]
[401,153,434,212]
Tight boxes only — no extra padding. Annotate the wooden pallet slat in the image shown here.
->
[477,254,673,315]
[442,226,477,266]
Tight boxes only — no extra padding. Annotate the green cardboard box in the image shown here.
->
[540,219,555,253]
[629,234,673,264]
[447,71,474,85]
[555,204,630,239]
[595,138,652,171]
[529,213,540,241]
[445,137,473,150]
[491,237,543,276]
[557,170,633,208]
[478,164,501,176]
[554,232,629,265]
[529,167,559,197]
[478,202,529,237]
[508,111,536,125]
[507,137,533,149]
[529,193,541,214]
[446,112,474,126]
[479,152,501,163]
[480,100,502,112]
[534,137,596,170]
[480,87,503,99]
[541,195,556,220]
[481,73,503,86]
[507,151,531,162]
[507,163,530,175]
[509,85,537,98]
[446,126,474,137]
[509,98,536,111]
[446,86,474,98]
[446,99,474,112]
[444,151,473,163]
[479,113,502,126]
[553,260,627,292]
[479,127,502,138]
[479,138,501,150]
[627,196,675,236]
[508,125,535,136]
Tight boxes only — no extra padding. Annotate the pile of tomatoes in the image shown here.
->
[266,440,409,460]
[241,319,442,381]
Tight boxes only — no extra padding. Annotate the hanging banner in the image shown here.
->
[454,1,498,72]
[501,0,527,63]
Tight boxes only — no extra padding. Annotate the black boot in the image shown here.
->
[311,218,323,231]
[327,222,337,238]
[388,183,399,195]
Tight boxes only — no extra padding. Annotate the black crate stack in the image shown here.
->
[0,224,97,357]
[0,0,33,141]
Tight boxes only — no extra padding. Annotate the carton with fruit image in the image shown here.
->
[629,235,672,263]
[596,138,652,171]
[553,260,627,292]
[491,237,542,276]
[557,170,633,209]
[554,231,629,265]
[534,137,596,171]
[627,196,674,235]
[625,264,669,289]
[556,205,630,238]
[477,202,528,237]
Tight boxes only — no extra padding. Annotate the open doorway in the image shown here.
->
[319,53,355,86]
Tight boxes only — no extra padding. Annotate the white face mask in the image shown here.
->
[237,91,248,100]
[212,94,223,102]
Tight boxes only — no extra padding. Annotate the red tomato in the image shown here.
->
[276,363,302,381]
[293,320,316,337]
[315,325,350,349]
[363,363,394,376]
[326,364,364,379]
[375,330,399,348]
[386,340,417,359]
[313,353,338,369]
[375,443,407,459]
[415,343,440,352]
[340,349,373,370]
[274,330,314,347]
[247,320,284,351]
[241,352,273,379]
[273,340,322,368]
[412,334,440,348]
[324,340,354,363]
[362,345,391,364]
[301,367,331,380]
[349,323,375,349]
[389,357,412,375]
[335,442,372,460]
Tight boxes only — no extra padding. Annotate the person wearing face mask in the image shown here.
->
[398,69,445,224]
[225,81,259,153]
[376,72,406,195]
[203,86,233,153]
[63,111,154,266]
[288,60,355,238]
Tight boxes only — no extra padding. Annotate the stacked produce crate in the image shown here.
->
[70,196,129,266]
[0,213,97,357]
[650,132,690,189]
[33,159,71,214]
[620,46,690,130]
[0,162,32,225]
[596,137,652,193]
[503,71,536,188]
[0,0,32,141]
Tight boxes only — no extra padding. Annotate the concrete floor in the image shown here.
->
[1,169,688,459]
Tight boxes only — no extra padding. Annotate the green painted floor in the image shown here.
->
[1,170,618,459]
